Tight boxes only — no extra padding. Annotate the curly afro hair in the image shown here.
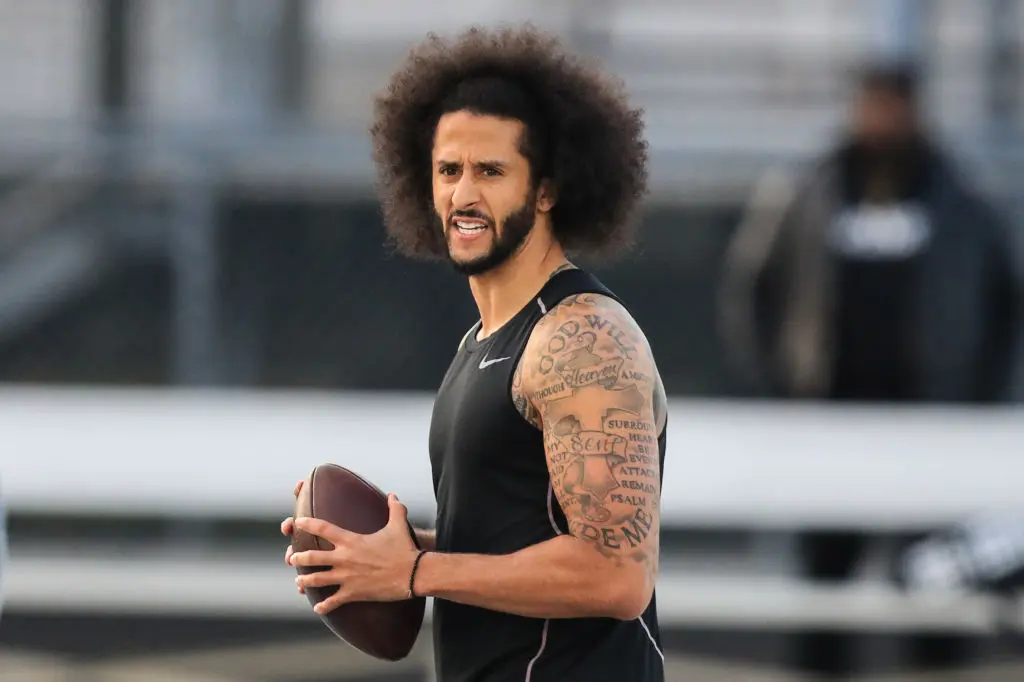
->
[369,24,649,261]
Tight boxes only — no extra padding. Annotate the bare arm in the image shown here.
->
[413,527,437,552]
[415,294,663,620]
[415,534,639,619]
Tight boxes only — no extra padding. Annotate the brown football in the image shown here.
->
[291,463,425,661]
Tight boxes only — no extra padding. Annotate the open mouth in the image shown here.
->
[452,219,489,235]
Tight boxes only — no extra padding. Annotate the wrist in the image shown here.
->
[408,549,430,598]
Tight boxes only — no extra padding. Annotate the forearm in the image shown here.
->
[414,534,644,620]
[413,527,436,552]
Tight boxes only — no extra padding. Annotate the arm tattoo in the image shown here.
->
[516,294,663,582]
[512,358,542,428]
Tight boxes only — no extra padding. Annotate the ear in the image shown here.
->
[536,180,557,213]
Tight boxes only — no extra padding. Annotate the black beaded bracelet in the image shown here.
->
[408,550,428,599]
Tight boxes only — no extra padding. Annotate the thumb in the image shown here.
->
[387,493,408,526]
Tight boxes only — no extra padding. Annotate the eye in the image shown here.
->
[438,165,459,177]
[480,166,502,177]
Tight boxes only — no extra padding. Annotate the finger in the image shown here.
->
[386,493,409,529]
[314,590,350,615]
[294,517,353,545]
[294,479,304,498]
[281,517,294,536]
[297,584,305,595]
[289,549,339,568]
[284,545,294,566]
[296,570,343,589]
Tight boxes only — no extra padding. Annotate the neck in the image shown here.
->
[847,136,927,202]
[468,237,570,339]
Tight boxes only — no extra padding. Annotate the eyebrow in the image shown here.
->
[436,159,510,170]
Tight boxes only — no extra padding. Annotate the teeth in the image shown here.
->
[455,221,485,233]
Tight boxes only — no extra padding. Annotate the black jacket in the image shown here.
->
[719,140,1022,402]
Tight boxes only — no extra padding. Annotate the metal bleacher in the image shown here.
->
[0,1,1019,197]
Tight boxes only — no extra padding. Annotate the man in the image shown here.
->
[281,25,667,682]
[719,60,1020,404]
[718,61,1021,676]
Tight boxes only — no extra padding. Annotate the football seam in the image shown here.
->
[322,464,388,538]
[310,466,326,553]
[331,464,388,502]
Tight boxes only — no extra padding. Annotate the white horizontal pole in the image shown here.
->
[3,548,1017,633]
[0,387,1021,530]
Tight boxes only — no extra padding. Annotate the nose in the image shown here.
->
[451,172,481,210]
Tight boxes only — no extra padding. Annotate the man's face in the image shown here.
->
[851,87,917,151]
[431,111,541,276]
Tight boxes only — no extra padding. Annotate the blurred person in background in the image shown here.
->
[720,60,1020,405]
[718,60,1022,677]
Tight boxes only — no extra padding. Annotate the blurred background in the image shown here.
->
[0,0,1023,680]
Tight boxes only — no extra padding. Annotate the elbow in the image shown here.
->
[610,575,655,621]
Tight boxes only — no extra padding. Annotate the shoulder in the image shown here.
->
[735,155,831,240]
[512,293,666,430]
[527,293,649,365]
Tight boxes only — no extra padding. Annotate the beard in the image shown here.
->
[442,187,540,274]
[438,187,540,274]
[442,189,537,277]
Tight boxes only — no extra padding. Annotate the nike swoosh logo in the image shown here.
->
[479,356,511,369]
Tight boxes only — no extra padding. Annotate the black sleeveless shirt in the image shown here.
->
[427,269,667,682]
